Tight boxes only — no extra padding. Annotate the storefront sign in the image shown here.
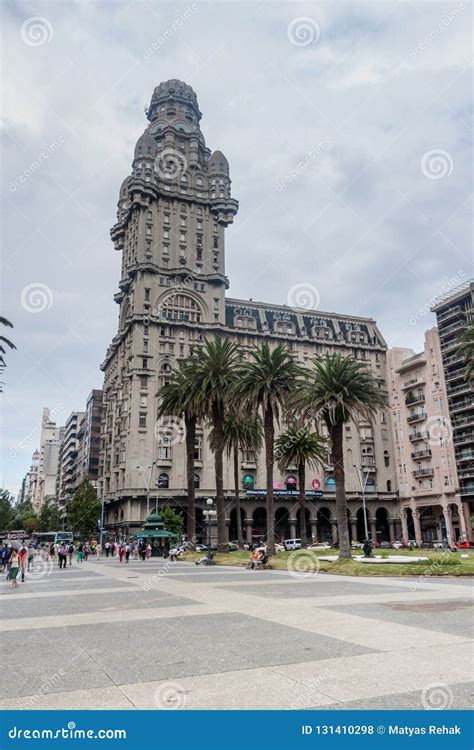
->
[245,489,323,497]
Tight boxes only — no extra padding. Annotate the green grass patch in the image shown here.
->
[180,547,474,577]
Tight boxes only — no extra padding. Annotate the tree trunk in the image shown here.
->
[298,460,307,547]
[185,414,196,549]
[264,404,275,555]
[212,402,227,551]
[234,444,243,547]
[331,423,351,559]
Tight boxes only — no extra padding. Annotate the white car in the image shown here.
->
[391,541,403,550]
[307,542,331,551]
[284,538,302,551]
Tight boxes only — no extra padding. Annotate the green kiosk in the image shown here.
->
[135,512,177,557]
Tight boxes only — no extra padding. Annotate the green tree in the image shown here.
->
[210,412,262,547]
[68,477,101,538]
[11,499,38,533]
[0,317,16,393]
[457,324,474,381]
[0,489,14,531]
[294,354,387,559]
[157,361,203,547]
[38,500,62,532]
[275,423,328,546]
[232,343,303,554]
[186,337,240,550]
[159,506,184,539]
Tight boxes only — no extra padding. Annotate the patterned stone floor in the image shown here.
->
[0,557,472,710]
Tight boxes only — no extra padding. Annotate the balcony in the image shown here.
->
[450,398,474,413]
[447,382,471,396]
[454,414,474,429]
[439,319,466,337]
[407,411,427,424]
[458,465,474,479]
[402,377,425,390]
[361,457,377,471]
[444,352,465,367]
[409,431,428,442]
[437,306,465,323]
[456,449,474,462]
[459,482,474,496]
[441,338,461,354]
[453,431,474,446]
[445,368,465,383]
[405,392,425,406]
[411,449,432,459]
[413,467,434,478]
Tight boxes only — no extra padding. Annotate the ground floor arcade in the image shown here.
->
[103,492,402,545]
[400,497,468,544]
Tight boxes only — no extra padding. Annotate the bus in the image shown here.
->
[32,531,74,548]
[0,529,27,541]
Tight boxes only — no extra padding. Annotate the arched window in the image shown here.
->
[193,473,200,488]
[325,476,336,491]
[366,478,375,493]
[161,294,202,323]
[386,480,392,492]
[158,472,169,489]
[384,450,390,467]
[286,475,297,491]
[242,474,254,489]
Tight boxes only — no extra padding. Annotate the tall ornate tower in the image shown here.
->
[100,80,238,518]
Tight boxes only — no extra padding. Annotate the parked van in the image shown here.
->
[284,538,302,551]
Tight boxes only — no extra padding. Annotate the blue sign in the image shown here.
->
[246,489,323,497]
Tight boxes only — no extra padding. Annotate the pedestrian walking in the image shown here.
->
[95,543,102,560]
[9,549,20,589]
[4,544,12,580]
[146,543,152,560]
[27,543,35,571]
[58,543,67,569]
[84,543,90,562]
[67,543,74,566]
[105,541,111,558]
[18,542,28,582]
[77,542,84,563]
[125,543,131,563]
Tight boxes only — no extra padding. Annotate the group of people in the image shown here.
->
[0,540,35,588]
[247,546,269,570]
[105,540,153,562]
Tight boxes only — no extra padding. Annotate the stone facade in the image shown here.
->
[98,80,399,543]
[387,328,467,544]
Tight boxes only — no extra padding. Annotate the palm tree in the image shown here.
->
[294,353,387,559]
[0,317,16,393]
[275,423,328,546]
[232,343,303,554]
[157,362,201,547]
[210,412,262,547]
[186,337,240,549]
[457,324,474,381]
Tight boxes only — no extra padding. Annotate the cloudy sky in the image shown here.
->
[1,0,472,496]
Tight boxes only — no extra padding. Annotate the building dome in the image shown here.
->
[209,150,229,175]
[147,79,201,122]
[134,130,157,160]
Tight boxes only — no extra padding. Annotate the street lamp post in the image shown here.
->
[137,463,156,516]
[354,464,370,540]
[204,498,216,564]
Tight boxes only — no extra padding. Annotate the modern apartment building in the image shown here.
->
[432,280,474,540]
[57,411,85,514]
[98,80,400,544]
[388,329,467,544]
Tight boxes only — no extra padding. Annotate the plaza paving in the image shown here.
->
[0,556,472,710]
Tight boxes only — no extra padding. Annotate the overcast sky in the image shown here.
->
[1,0,472,496]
